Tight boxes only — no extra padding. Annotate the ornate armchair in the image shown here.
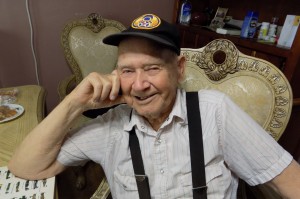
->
[58,13,126,100]
[180,39,292,198]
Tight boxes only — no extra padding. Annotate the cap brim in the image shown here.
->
[103,32,180,55]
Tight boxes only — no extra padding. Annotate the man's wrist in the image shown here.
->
[61,94,85,119]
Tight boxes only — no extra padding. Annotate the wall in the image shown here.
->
[0,0,175,112]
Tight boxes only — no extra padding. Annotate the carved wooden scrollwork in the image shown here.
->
[197,39,239,81]
[181,39,293,141]
[87,13,105,33]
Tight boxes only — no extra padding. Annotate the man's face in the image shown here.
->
[117,37,184,129]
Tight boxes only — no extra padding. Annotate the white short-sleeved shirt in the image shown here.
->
[57,89,292,199]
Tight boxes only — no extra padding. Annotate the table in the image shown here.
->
[0,85,46,166]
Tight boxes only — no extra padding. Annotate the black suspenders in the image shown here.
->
[129,129,152,199]
[186,92,207,199]
[129,92,207,199]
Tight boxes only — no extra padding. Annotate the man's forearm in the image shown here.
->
[8,95,83,178]
[267,160,300,198]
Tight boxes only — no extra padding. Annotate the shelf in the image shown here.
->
[176,24,300,76]
[177,24,291,58]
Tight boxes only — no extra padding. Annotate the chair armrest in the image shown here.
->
[90,177,111,199]
[37,86,46,122]
[57,75,77,101]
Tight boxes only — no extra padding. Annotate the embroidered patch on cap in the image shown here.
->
[131,14,161,30]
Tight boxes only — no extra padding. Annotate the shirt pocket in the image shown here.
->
[179,164,223,197]
[114,170,138,190]
[113,169,139,198]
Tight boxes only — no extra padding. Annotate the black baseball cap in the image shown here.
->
[103,14,181,55]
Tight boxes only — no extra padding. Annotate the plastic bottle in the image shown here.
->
[258,22,270,40]
[240,11,259,38]
[178,0,192,25]
[268,24,277,43]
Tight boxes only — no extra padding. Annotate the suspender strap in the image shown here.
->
[186,92,207,199]
[129,129,151,199]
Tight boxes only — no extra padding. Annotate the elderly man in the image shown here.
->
[9,14,300,198]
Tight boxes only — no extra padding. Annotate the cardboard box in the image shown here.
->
[277,15,300,48]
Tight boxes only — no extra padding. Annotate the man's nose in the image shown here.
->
[132,71,150,91]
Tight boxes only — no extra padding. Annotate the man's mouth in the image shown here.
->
[135,94,155,102]
[136,96,149,100]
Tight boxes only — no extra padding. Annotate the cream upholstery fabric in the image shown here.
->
[68,26,120,77]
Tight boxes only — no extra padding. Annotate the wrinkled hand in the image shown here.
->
[67,70,125,112]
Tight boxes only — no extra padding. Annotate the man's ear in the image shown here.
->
[177,55,186,82]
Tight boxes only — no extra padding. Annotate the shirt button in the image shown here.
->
[141,126,145,129]
[157,139,162,144]
[160,169,164,174]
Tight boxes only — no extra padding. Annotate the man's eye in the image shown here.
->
[122,69,133,74]
[120,69,134,77]
[146,67,161,75]
[149,67,159,71]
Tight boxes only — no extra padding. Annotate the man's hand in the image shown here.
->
[67,70,125,112]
